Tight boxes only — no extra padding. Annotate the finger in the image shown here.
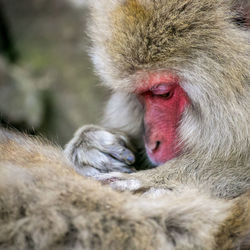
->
[103,145,135,165]
[76,148,134,173]
[107,163,135,173]
[90,130,134,154]
[84,130,135,165]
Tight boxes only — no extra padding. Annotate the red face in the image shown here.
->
[137,72,190,165]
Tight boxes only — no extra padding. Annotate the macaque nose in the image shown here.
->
[148,140,161,153]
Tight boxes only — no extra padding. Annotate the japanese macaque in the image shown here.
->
[0,0,250,249]
[65,0,250,199]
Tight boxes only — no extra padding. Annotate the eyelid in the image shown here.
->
[150,83,174,95]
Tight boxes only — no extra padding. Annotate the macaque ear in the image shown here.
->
[231,0,250,27]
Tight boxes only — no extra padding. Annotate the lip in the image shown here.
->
[145,145,163,166]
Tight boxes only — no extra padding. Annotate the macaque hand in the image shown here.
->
[64,125,136,176]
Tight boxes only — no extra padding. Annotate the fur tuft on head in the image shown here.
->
[88,0,248,87]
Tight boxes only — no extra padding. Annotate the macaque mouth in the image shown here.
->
[138,72,190,165]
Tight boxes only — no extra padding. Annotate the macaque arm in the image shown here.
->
[101,92,143,140]
[64,92,144,176]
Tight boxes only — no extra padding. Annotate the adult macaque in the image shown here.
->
[65,0,250,199]
[0,0,250,249]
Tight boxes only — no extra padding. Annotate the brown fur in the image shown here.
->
[0,129,250,249]
[215,194,250,249]
[89,0,249,92]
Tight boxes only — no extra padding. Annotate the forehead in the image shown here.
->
[107,0,225,74]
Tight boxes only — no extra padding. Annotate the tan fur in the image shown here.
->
[1,0,250,249]
[89,0,249,90]
[86,0,250,198]
[0,129,250,249]
[215,194,250,249]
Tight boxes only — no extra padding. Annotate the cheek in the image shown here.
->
[143,87,189,165]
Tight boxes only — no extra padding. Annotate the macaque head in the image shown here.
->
[89,0,250,165]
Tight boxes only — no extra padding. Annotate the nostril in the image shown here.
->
[148,141,161,153]
[155,141,161,151]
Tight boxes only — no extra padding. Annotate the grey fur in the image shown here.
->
[64,124,136,175]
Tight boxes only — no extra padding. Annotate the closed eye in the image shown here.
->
[157,91,173,99]
[150,83,175,100]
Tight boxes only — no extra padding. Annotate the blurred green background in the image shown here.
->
[0,0,108,146]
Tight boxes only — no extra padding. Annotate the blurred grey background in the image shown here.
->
[0,0,249,146]
[0,0,108,145]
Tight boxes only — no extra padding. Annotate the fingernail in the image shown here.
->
[122,151,135,164]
